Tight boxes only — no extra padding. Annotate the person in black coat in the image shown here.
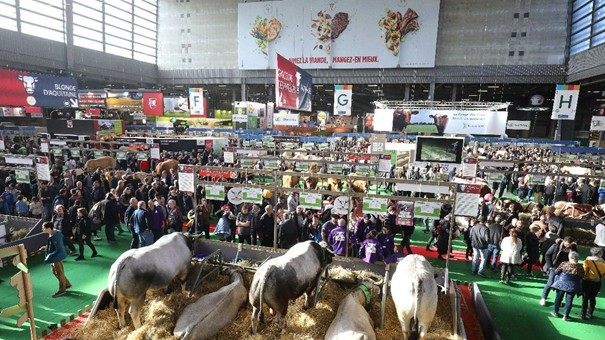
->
[74,207,98,261]
[103,194,122,243]
[259,205,275,247]
[278,212,299,249]
[520,225,541,276]
[51,205,76,256]
[540,237,578,305]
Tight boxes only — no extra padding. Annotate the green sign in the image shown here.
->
[15,169,30,184]
[413,201,441,218]
[116,152,127,160]
[529,175,546,185]
[302,143,315,150]
[255,141,263,148]
[356,165,371,177]
[242,187,262,203]
[296,162,309,171]
[52,149,63,156]
[282,142,297,149]
[318,143,330,150]
[299,192,322,210]
[205,185,225,200]
[264,141,276,148]
[362,197,388,214]
[137,153,148,160]
[71,149,80,157]
[240,159,255,168]
[94,151,104,158]
[243,140,251,147]
[265,160,279,170]
[328,163,343,174]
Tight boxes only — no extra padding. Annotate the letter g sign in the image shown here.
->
[337,94,349,106]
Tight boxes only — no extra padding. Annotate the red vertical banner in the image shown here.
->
[143,92,164,116]
[275,53,298,110]
[205,139,213,151]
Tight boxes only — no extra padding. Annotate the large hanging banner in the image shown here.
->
[106,92,142,110]
[189,88,205,116]
[35,156,51,182]
[334,85,352,116]
[0,69,79,108]
[363,197,388,214]
[275,53,312,112]
[143,92,164,116]
[454,184,482,217]
[373,108,507,135]
[299,192,322,210]
[242,187,263,204]
[551,84,580,120]
[78,92,106,108]
[163,96,189,114]
[238,0,440,69]
[205,185,225,201]
[178,165,195,193]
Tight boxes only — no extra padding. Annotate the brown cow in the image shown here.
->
[282,174,301,188]
[393,109,419,132]
[85,156,117,170]
[429,114,449,134]
[155,159,179,176]
[327,178,345,192]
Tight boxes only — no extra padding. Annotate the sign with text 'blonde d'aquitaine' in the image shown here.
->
[551,84,580,120]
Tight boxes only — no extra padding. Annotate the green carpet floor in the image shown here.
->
[1,225,604,340]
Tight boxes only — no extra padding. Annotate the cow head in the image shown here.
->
[17,75,38,94]
[317,241,334,266]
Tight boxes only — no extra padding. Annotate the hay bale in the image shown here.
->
[9,227,29,241]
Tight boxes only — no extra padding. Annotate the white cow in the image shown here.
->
[17,75,38,94]
[391,255,438,340]
[324,280,382,340]
[174,268,247,340]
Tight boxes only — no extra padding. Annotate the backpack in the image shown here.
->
[89,201,104,225]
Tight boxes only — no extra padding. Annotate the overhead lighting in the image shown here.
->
[468,94,478,97]
[218,85,227,88]
[368,84,378,87]
[478,90,488,92]
[175,85,184,88]
[487,85,500,89]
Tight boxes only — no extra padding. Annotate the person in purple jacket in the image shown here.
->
[377,224,395,258]
[353,214,374,256]
[359,230,384,264]
[321,214,338,242]
[328,218,350,256]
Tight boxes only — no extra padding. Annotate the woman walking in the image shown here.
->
[550,251,584,321]
[499,228,522,284]
[580,247,605,319]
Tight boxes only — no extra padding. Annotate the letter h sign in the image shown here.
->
[551,84,580,120]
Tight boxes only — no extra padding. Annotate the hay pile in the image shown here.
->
[72,264,457,340]
[9,227,29,241]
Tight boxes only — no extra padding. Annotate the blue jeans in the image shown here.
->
[542,268,556,300]
[486,244,500,270]
[553,290,575,317]
[472,248,488,274]
[139,230,154,247]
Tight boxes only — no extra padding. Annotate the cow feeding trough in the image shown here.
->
[74,240,465,340]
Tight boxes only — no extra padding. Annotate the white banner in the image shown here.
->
[40,139,49,153]
[178,165,195,193]
[363,197,388,214]
[36,156,51,182]
[189,88,205,116]
[551,85,580,120]
[454,184,482,217]
[299,192,322,210]
[373,108,507,135]
[242,187,262,204]
[334,85,352,116]
[590,116,605,131]
[205,185,225,201]
[413,201,442,218]
[4,157,33,165]
[0,137,4,150]
[506,120,531,130]
[150,144,160,160]
[273,113,299,126]
[232,114,248,123]
[238,0,440,69]
[462,158,478,178]
[224,151,235,164]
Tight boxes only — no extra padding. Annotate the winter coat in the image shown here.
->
[499,236,522,264]
[551,262,584,294]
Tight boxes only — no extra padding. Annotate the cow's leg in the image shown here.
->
[129,296,145,329]
[116,293,128,329]
[398,312,412,340]
[303,282,316,309]
[177,266,189,293]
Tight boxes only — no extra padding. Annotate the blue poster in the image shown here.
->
[27,73,79,108]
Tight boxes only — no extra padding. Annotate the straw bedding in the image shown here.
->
[71,263,456,340]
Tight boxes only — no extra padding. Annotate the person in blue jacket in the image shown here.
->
[41,221,71,298]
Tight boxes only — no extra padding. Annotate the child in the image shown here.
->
[359,230,384,264]
[377,225,395,258]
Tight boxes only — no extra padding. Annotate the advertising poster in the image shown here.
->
[0,69,79,108]
[189,88,205,116]
[1,107,26,117]
[36,156,51,182]
[143,92,164,116]
[363,197,388,214]
[205,185,225,201]
[15,169,30,184]
[107,92,142,110]
[551,84,580,120]
[328,163,343,174]
[178,164,195,193]
[238,0,440,69]
[163,96,189,114]
[273,113,300,126]
[462,158,478,177]
[334,85,352,115]
[97,119,124,135]
[397,201,415,226]
[224,150,235,164]
[78,92,106,108]
[373,108,507,135]
[378,155,392,172]
[299,192,322,210]
[506,120,531,131]
[590,116,605,131]
[275,53,312,111]
[150,144,160,159]
[40,138,49,153]
[413,201,442,218]
[242,187,263,204]
[454,184,482,217]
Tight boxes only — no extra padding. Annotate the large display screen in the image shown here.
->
[415,136,464,164]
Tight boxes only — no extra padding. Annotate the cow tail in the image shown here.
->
[112,258,128,310]
[411,279,422,339]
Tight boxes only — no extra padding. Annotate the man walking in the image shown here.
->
[41,222,71,298]
[470,216,490,277]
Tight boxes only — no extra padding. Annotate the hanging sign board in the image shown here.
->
[413,201,442,218]
[378,155,392,173]
[150,143,160,159]
[242,187,262,204]
[363,197,388,214]
[15,169,30,183]
[462,158,478,178]
[36,156,51,181]
[299,192,322,210]
[397,201,415,226]
[205,184,225,201]
[551,84,580,120]
[227,187,243,205]
[178,164,195,193]
[454,184,482,217]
